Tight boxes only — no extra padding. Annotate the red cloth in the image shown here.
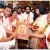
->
[9,17,15,32]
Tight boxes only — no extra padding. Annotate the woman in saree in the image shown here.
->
[30,13,50,49]
[30,5,47,49]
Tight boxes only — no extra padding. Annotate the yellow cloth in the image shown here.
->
[41,24,50,34]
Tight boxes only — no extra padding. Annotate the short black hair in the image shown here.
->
[4,5,13,11]
[25,6,31,11]
[17,7,22,10]
[0,3,4,8]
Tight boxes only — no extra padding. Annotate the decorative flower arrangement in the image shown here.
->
[31,22,39,30]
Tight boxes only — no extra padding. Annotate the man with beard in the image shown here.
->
[17,7,23,22]
[22,6,34,24]
[22,7,25,13]
[21,6,34,48]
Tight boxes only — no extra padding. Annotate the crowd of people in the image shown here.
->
[0,3,50,49]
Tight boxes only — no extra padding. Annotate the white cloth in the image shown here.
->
[0,13,12,30]
[39,14,47,28]
[0,39,15,49]
[3,16,12,31]
[0,13,16,49]
[17,13,23,22]
[36,14,47,29]
[44,25,50,49]
[22,12,34,24]
[0,23,15,49]
[0,23,7,39]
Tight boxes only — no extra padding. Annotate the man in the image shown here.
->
[21,6,34,48]
[22,6,34,24]
[3,5,13,31]
[17,7,23,22]
[0,4,17,49]
[30,13,50,49]
[22,7,25,13]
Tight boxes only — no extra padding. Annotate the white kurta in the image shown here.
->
[17,13,23,22]
[3,17,12,31]
[0,22,15,49]
[22,12,34,24]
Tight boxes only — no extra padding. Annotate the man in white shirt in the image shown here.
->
[22,6,34,24]
[0,5,17,49]
[17,7,23,22]
[21,6,34,48]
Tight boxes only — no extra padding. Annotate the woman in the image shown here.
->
[30,13,50,49]
[9,10,19,32]
[9,10,19,49]
[30,5,47,49]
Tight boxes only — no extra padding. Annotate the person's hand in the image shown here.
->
[28,33,33,37]
[12,26,16,32]
[1,35,6,42]
[31,26,39,31]
[24,19,30,24]
[14,37,17,40]
[12,32,17,37]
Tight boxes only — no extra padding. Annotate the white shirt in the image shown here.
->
[22,12,34,24]
[44,25,50,48]
[0,22,7,39]
[17,13,23,22]
[3,16,12,31]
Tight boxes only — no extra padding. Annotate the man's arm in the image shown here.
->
[3,26,13,35]
[0,35,14,42]
[0,32,16,42]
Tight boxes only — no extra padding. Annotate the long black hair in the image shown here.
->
[33,5,46,21]
[36,5,46,15]
[33,11,38,21]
